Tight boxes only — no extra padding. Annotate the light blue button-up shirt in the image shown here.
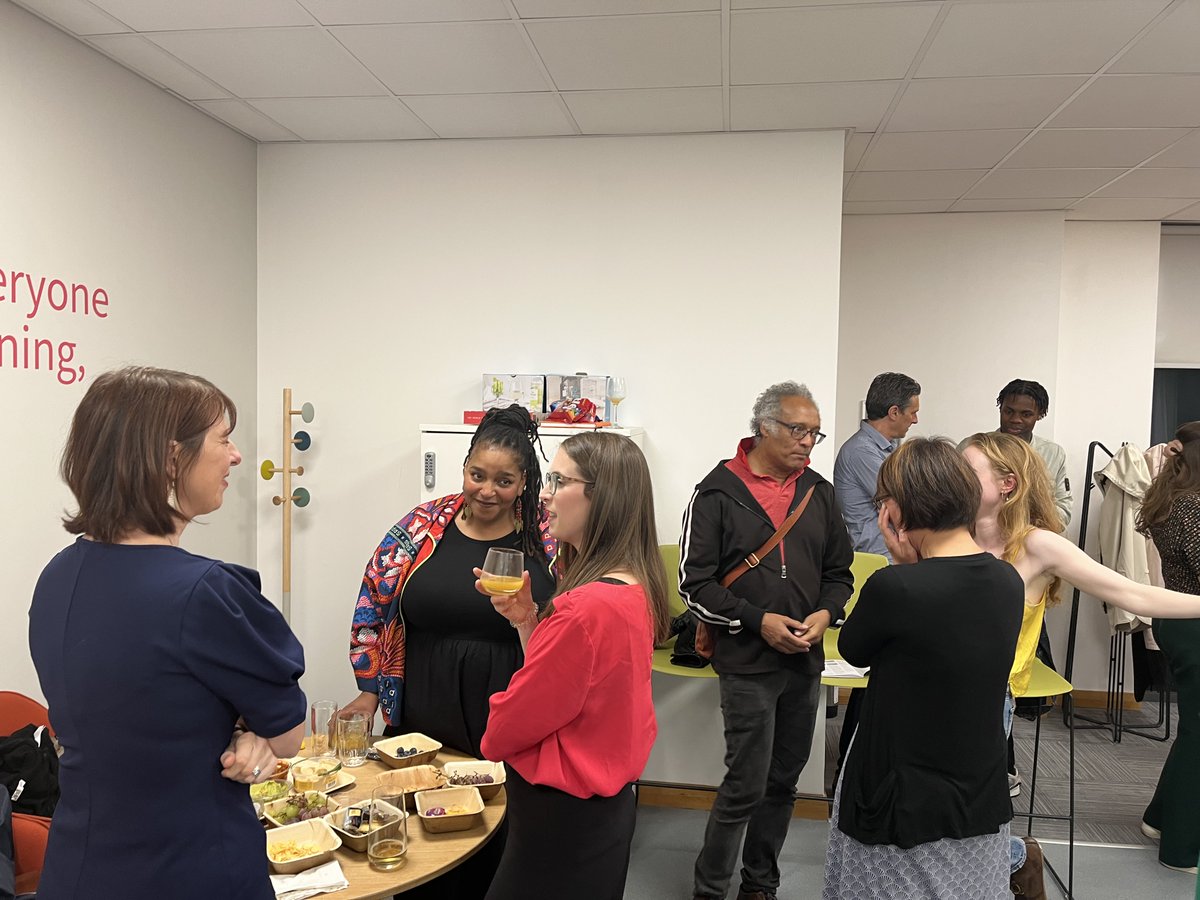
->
[833,420,898,560]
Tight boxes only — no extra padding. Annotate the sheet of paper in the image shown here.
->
[822,659,869,679]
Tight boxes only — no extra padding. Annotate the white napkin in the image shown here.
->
[270,859,350,900]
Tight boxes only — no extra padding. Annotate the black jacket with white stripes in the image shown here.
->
[678,460,854,675]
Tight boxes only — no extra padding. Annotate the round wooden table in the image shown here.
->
[291,749,506,899]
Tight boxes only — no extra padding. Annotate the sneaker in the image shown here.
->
[1010,837,1046,899]
[1160,861,1199,875]
[1141,821,1162,840]
[1008,771,1022,798]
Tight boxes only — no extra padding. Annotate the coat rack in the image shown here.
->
[260,388,315,622]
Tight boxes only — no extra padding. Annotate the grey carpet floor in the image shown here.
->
[624,807,1198,899]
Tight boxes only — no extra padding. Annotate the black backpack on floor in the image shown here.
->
[0,725,59,818]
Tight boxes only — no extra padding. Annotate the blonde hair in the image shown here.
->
[963,432,1065,605]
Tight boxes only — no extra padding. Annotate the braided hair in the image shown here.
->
[465,404,547,557]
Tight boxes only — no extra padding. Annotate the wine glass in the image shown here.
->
[479,547,524,597]
[607,376,627,427]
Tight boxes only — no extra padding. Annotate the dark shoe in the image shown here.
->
[736,890,778,900]
[1010,837,1046,899]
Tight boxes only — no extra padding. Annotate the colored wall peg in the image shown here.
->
[300,402,315,424]
[292,430,311,451]
[292,487,311,508]
[261,459,279,480]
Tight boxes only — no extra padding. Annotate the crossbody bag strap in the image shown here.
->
[719,484,816,589]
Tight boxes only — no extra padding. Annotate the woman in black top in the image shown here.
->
[823,437,1023,900]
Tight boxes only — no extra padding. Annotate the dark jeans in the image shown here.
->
[694,667,822,899]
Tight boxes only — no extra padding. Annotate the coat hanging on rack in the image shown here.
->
[1094,444,1153,634]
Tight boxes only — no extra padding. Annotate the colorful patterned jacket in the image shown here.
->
[350,493,557,728]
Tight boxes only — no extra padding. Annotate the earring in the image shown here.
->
[167,484,179,512]
[513,499,523,532]
[461,501,472,521]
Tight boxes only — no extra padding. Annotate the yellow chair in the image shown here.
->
[652,544,716,677]
[820,552,888,689]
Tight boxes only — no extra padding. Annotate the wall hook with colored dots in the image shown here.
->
[260,389,315,622]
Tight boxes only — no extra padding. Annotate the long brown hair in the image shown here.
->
[61,366,237,543]
[549,432,671,645]
[963,432,1064,605]
[1137,421,1200,535]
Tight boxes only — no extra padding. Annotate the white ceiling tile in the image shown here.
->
[730,81,900,132]
[516,0,717,15]
[846,170,986,201]
[12,0,129,34]
[1165,200,1200,220]
[299,0,509,24]
[89,0,313,31]
[731,4,939,85]
[332,22,547,94]
[1051,75,1200,128]
[1003,128,1191,168]
[1067,197,1199,220]
[87,34,230,100]
[248,97,433,140]
[738,0,922,6]
[917,0,1169,78]
[563,87,723,134]
[861,129,1028,171]
[968,168,1125,198]
[1152,131,1200,167]
[952,198,1076,212]
[148,28,384,98]
[842,200,954,215]
[401,92,575,137]
[1111,0,1200,74]
[194,100,300,141]
[1093,168,1200,198]
[525,13,721,90]
[888,77,1086,132]
[844,132,873,170]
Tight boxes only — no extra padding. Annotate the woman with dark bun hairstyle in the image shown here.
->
[341,404,556,898]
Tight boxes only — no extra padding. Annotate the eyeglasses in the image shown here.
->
[544,472,594,496]
[769,418,826,444]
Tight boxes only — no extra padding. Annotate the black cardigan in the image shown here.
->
[837,553,1023,849]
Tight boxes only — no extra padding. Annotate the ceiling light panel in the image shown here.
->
[149,27,385,98]
[731,4,939,85]
[525,13,721,91]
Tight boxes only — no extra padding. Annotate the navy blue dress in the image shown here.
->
[28,538,307,900]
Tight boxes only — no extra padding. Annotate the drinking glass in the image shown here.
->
[479,547,524,597]
[367,787,408,871]
[337,714,369,768]
[607,376,627,426]
[309,700,338,756]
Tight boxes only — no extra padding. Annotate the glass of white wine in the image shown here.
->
[607,376,627,427]
[479,547,524,597]
[367,788,408,871]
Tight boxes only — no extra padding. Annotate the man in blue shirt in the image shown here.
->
[833,372,922,561]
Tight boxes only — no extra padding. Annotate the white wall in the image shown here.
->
[0,2,258,701]
[256,131,846,713]
[837,212,1066,446]
[1156,232,1200,365]
[1052,221,1160,691]
[837,212,1164,692]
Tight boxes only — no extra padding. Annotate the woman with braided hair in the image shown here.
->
[340,404,556,898]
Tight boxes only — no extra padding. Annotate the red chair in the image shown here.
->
[0,692,52,738]
[12,811,51,894]
[2,691,55,893]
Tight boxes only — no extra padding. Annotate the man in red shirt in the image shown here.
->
[680,381,854,900]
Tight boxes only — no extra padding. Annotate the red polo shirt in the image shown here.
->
[724,437,804,527]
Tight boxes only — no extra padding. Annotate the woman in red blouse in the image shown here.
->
[477,431,672,900]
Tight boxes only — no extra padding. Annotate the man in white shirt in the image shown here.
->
[994,379,1073,528]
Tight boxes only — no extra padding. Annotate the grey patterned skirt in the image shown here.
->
[823,773,1011,900]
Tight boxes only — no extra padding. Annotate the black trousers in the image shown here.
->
[484,768,637,900]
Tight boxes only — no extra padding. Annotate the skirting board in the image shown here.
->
[833,688,1141,711]
[637,784,830,821]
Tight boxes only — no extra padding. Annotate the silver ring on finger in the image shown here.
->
[251,766,261,779]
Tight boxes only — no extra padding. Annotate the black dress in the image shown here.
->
[389,520,554,900]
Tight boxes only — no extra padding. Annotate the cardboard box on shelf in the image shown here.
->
[482,374,545,414]
[546,373,609,421]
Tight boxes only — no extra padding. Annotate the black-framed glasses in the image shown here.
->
[769,418,826,444]
[544,472,594,496]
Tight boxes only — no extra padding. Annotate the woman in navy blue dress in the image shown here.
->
[28,367,307,900]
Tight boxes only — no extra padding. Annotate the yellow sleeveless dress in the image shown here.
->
[1008,587,1050,698]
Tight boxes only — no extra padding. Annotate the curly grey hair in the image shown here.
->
[750,381,817,438]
